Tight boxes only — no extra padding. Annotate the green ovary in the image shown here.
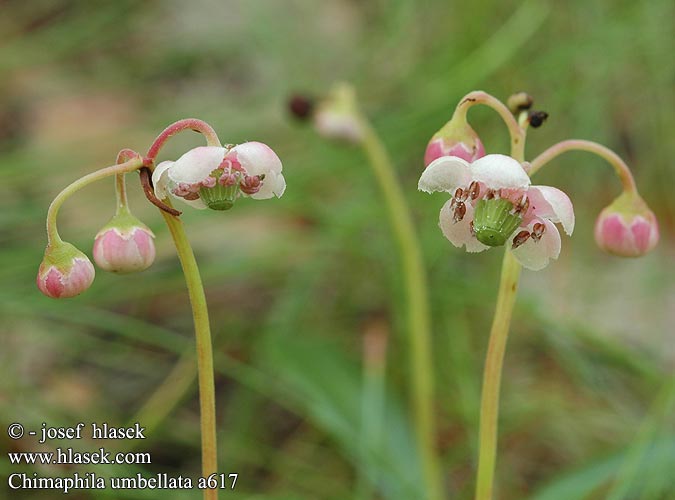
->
[473,198,523,247]
[199,183,239,211]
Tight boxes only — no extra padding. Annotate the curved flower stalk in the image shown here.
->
[419,91,658,500]
[37,118,284,500]
[289,84,443,500]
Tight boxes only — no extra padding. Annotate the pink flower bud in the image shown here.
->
[424,114,485,167]
[594,192,659,257]
[93,213,155,273]
[37,242,95,298]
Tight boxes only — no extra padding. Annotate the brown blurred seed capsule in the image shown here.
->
[528,111,549,128]
[512,230,531,249]
[288,94,315,121]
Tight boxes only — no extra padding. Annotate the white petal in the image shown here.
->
[418,156,472,194]
[231,141,282,176]
[175,196,207,209]
[168,146,227,184]
[439,199,489,253]
[250,172,286,200]
[512,219,561,271]
[152,161,174,200]
[527,186,575,235]
[470,154,530,189]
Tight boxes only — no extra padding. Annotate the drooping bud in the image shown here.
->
[507,92,534,114]
[93,210,155,273]
[313,83,364,143]
[37,242,95,298]
[424,110,485,167]
[594,191,659,257]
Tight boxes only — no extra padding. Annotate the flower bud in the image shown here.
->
[313,83,364,143]
[594,192,659,257]
[424,113,485,167]
[37,242,95,298]
[93,211,156,273]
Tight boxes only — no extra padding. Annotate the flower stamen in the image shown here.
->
[512,230,531,249]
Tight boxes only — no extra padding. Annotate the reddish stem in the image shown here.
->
[146,119,221,164]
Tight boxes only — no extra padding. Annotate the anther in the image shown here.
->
[454,187,466,201]
[468,181,480,200]
[512,230,530,249]
[453,201,466,223]
[514,195,529,215]
[469,220,475,236]
[485,189,496,200]
[531,222,546,241]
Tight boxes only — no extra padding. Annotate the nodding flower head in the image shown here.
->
[313,83,364,143]
[37,242,95,298]
[152,142,285,211]
[424,113,485,167]
[594,191,659,257]
[419,154,575,271]
[93,211,155,274]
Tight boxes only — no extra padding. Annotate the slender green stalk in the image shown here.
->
[46,157,143,244]
[474,250,521,500]
[528,139,637,192]
[355,326,388,500]
[463,93,528,500]
[161,208,218,500]
[358,119,443,500]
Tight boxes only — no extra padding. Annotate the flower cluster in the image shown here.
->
[36,125,285,299]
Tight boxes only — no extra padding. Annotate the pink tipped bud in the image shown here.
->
[93,212,155,274]
[594,192,659,257]
[37,242,95,299]
[424,114,485,167]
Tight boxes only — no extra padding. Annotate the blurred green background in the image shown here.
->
[1,0,673,499]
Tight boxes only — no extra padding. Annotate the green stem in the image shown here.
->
[358,119,443,500]
[474,250,521,500]
[160,208,218,500]
[474,97,526,500]
[457,91,526,160]
[355,326,388,500]
[528,139,637,192]
[46,157,143,245]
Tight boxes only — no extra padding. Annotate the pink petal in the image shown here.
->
[527,186,575,235]
[439,199,488,253]
[511,219,561,271]
[470,154,530,189]
[418,156,472,194]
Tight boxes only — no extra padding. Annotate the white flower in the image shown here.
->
[152,142,285,210]
[419,154,575,270]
